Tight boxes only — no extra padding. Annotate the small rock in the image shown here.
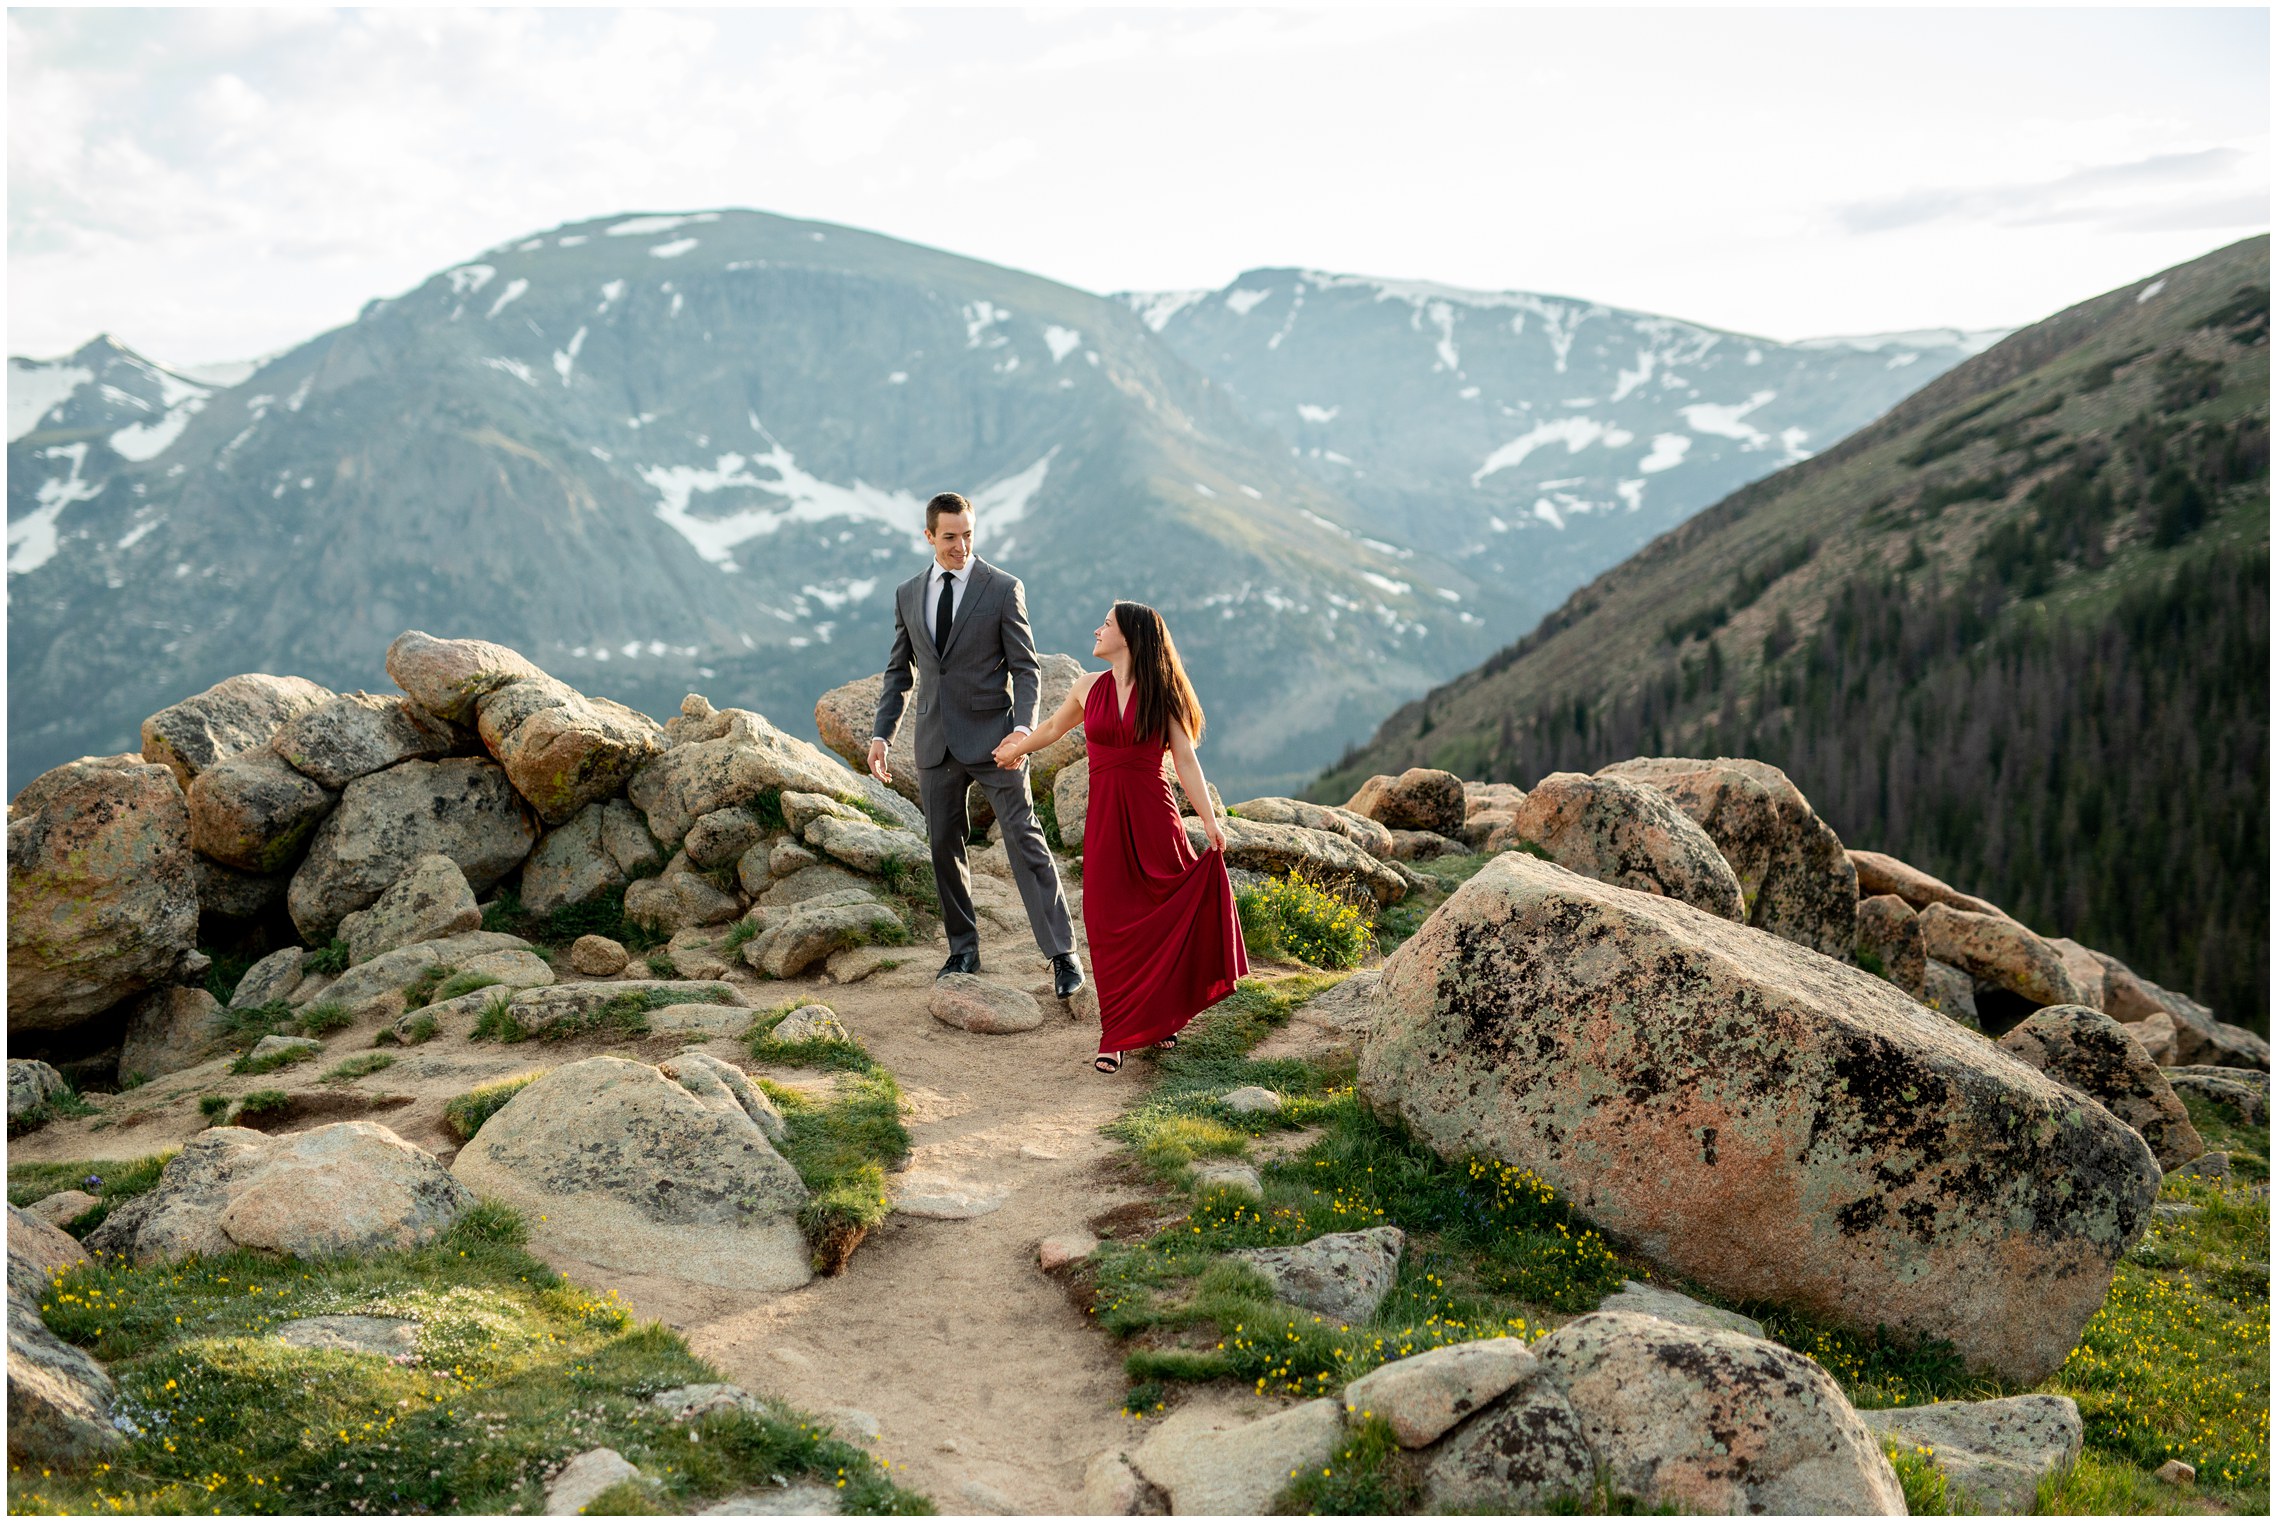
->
[930,973,1044,1034]
[1596,1280,1767,1339]
[685,806,768,870]
[229,946,308,1009]
[666,928,733,981]
[624,852,743,936]
[770,840,819,879]
[699,1482,841,1515]
[2155,1459,2196,1486]
[2167,1151,2230,1181]
[650,1383,762,1422]
[771,1006,851,1045]
[546,1446,645,1515]
[745,891,904,978]
[2151,1202,2203,1223]
[26,1191,100,1228]
[1038,1232,1099,1271]
[804,813,929,876]
[1859,1395,2083,1513]
[821,1407,881,1443]
[1344,1337,1540,1447]
[7,1060,69,1122]
[959,1480,1018,1513]
[1231,1225,1404,1326]
[274,1315,419,1358]
[1344,768,1467,835]
[245,1034,323,1066]
[824,945,905,984]
[1998,1005,2204,1169]
[569,935,629,976]
[1127,1398,1343,1516]
[1223,1086,1281,1114]
[1191,1161,1263,1199]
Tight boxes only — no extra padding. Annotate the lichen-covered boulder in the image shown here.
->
[624,851,742,935]
[383,630,546,723]
[570,935,629,976]
[86,1123,472,1264]
[8,756,199,1033]
[1598,756,1857,959]
[2129,976,2270,1071]
[450,1056,810,1292]
[1359,852,2161,1383]
[1124,1399,1344,1516]
[1855,893,1928,997]
[1229,1225,1404,1327]
[473,674,664,825]
[1917,904,2087,1009]
[186,748,337,873]
[804,814,928,876]
[1507,772,1744,921]
[1997,1006,2205,1169]
[1860,1396,2083,1513]
[518,799,663,914]
[315,930,552,1024]
[1345,767,1467,836]
[7,1060,69,1123]
[1344,1338,1541,1449]
[1847,850,2009,920]
[628,699,918,848]
[229,947,307,1009]
[740,892,903,979]
[1534,1312,1904,1514]
[287,758,538,941]
[270,690,466,791]
[140,673,333,789]
[1420,1377,1597,1512]
[8,1205,117,1467]
[119,986,232,1081]
[683,806,769,870]
[337,853,483,966]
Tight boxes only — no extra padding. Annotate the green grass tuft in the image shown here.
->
[1275,1414,1420,1515]
[444,1072,546,1141]
[7,1152,173,1236]
[229,1041,319,1077]
[431,971,502,1005]
[320,1052,395,1084]
[302,939,350,976]
[294,1000,352,1036]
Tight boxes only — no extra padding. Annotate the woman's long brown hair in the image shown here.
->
[1113,601,1206,747]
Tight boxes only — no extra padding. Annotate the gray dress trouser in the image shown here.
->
[920,755,1074,961]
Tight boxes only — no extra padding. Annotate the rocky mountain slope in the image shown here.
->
[1123,271,1998,629]
[7,211,1492,799]
[1314,236,2271,1030]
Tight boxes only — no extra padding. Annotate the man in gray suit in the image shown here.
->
[868,492,1083,995]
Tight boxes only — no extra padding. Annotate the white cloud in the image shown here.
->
[6,8,2267,365]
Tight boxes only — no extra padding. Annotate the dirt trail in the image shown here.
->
[13,881,1251,1513]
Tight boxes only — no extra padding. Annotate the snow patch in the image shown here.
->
[1639,433,1692,473]
[1044,326,1082,364]
[1615,479,1646,512]
[109,400,203,461]
[1532,500,1566,530]
[1795,327,2010,356]
[1360,571,1411,596]
[553,326,589,385]
[481,356,539,386]
[2137,278,2167,304]
[964,301,1010,348]
[1472,417,1619,484]
[8,360,92,440]
[1296,403,1340,424]
[597,279,627,312]
[9,443,102,574]
[1121,289,1208,332]
[487,279,530,318]
[606,212,719,238]
[649,238,699,259]
[557,234,588,247]
[447,264,496,296]
[1224,286,1273,317]
[1610,349,1656,403]
[1680,391,1776,448]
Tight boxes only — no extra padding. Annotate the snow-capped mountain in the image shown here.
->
[7,212,1486,796]
[1120,270,2004,632]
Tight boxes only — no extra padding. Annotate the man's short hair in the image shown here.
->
[925,492,972,533]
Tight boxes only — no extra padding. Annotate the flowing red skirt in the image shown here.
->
[1079,680,1248,1053]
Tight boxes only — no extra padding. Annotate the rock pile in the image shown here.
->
[7,630,934,1084]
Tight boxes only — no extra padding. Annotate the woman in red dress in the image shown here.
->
[993,602,1248,1072]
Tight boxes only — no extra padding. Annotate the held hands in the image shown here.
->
[867,738,892,785]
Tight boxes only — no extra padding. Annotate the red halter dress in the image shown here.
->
[1080,676,1249,1054]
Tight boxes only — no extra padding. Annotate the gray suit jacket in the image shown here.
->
[872,558,1041,770]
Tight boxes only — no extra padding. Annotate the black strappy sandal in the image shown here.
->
[1155,1034,1179,1051]
[1094,1051,1124,1074]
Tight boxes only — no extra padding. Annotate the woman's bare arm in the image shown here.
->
[994,672,1096,767]
[1166,718,1225,851]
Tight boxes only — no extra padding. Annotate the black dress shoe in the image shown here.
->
[938,951,980,979]
[1052,952,1086,999]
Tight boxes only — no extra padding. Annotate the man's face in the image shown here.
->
[926,510,974,571]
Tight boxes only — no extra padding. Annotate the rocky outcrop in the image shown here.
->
[518,799,663,914]
[1180,816,1407,907]
[1854,893,1928,997]
[8,756,200,1033]
[1847,849,2009,920]
[1460,781,1527,852]
[1507,772,1745,921]
[624,851,742,935]
[86,1122,472,1264]
[1917,904,2087,1010]
[2045,938,2112,1013]
[1921,959,1981,1028]
[382,630,546,723]
[119,986,232,1081]
[451,1056,811,1292]
[140,673,333,789]
[742,891,903,979]
[1359,852,2161,1383]
[629,697,918,848]
[1533,1312,1904,1514]
[2131,976,2271,1071]
[1997,1006,2205,1169]
[287,758,538,940]
[804,814,929,876]
[186,748,338,873]
[1225,797,1397,859]
[1859,1395,2083,1513]
[2163,1065,2267,1123]
[316,930,552,1024]
[474,675,665,825]
[1345,768,1467,836]
[338,853,483,965]
[1230,1225,1404,1327]
[270,691,465,791]
[1598,756,1857,958]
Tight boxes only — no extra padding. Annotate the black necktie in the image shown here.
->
[934,571,955,654]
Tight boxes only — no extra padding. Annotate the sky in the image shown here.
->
[8,5,2269,369]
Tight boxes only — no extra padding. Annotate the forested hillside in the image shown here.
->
[1315,237,2270,1030]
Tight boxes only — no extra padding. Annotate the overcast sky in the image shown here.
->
[9,5,2269,368]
